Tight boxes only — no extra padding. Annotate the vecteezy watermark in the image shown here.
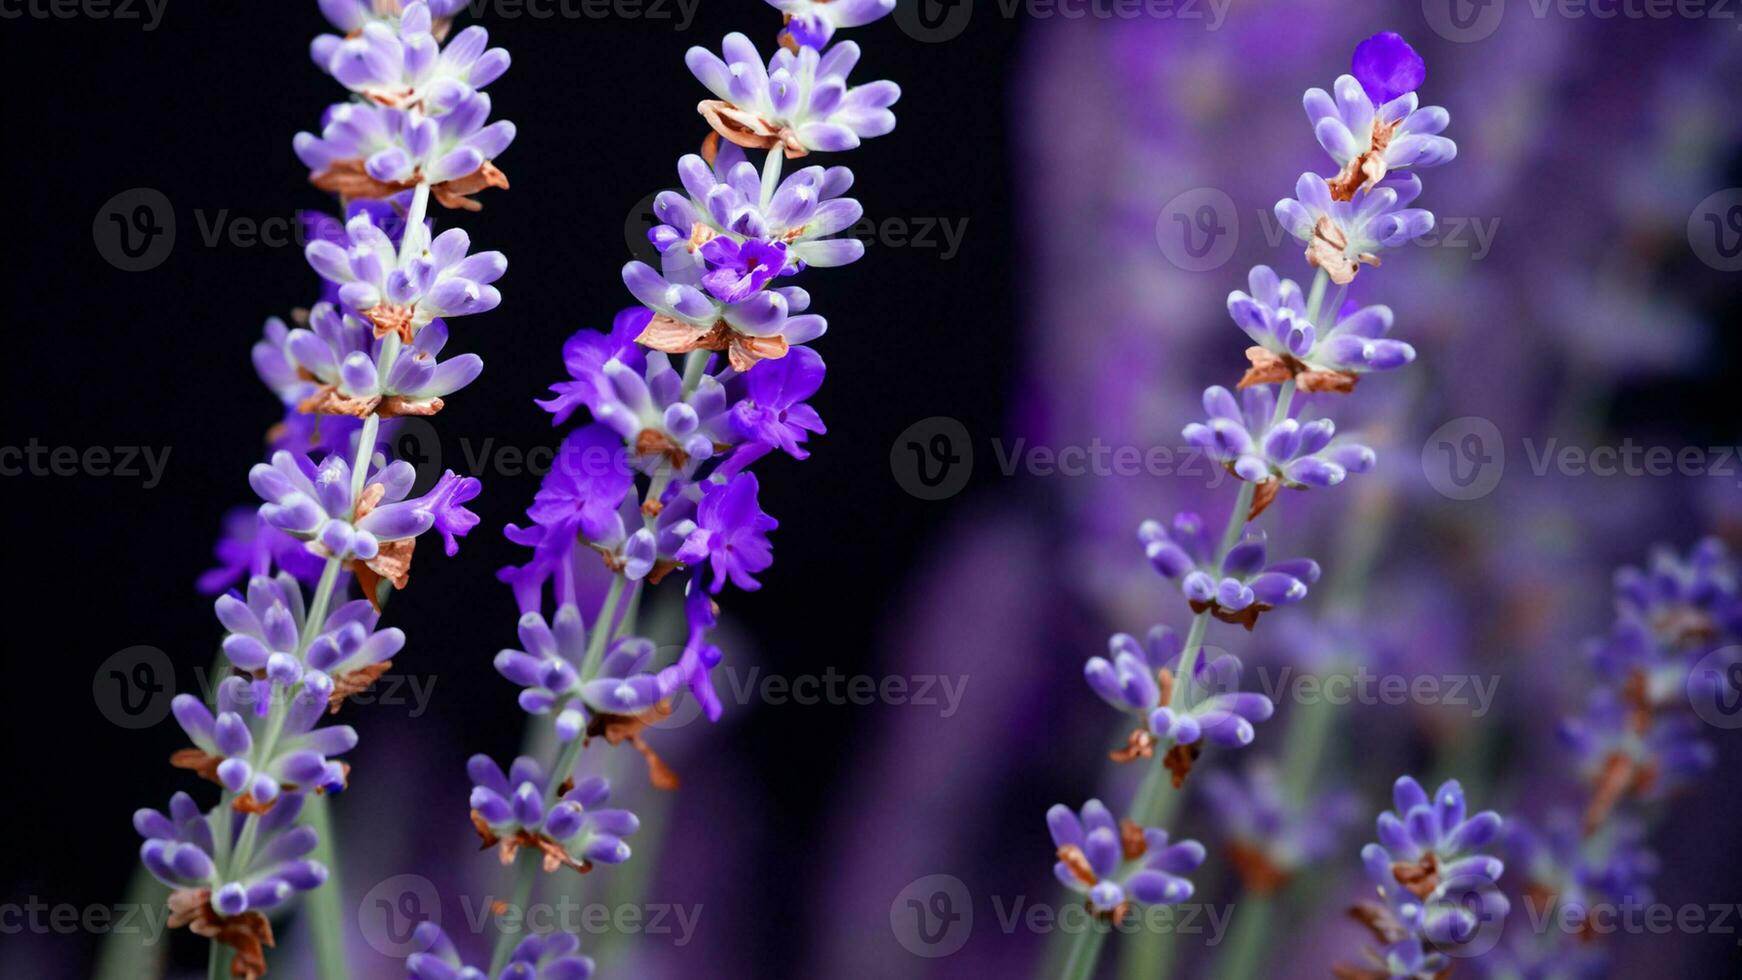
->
[0,899,172,942]
[1250,666,1501,718]
[648,665,971,730]
[1687,646,1742,730]
[849,216,971,261]
[1422,419,1742,501]
[1689,188,1742,272]
[358,874,703,958]
[890,416,974,500]
[187,664,440,719]
[93,189,175,272]
[894,0,1231,43]
[888,875,1235,957]
[1517,893,1742,944]
[459,0,699,28]
[1425,0,1742,43]
[1421,417,1507,501]
[1157,188,1240,272]
[0,0,167,30]
[0,439,172,488]
[93,646,176,729]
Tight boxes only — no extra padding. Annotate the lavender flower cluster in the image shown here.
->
[402,2,902,975]
[133,2,505,976]
[1049,33,1496,976]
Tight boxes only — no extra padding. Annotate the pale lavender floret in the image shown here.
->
[215,573,402,694]
[1183,385,1376,492]
[248,450,479,562]
[652,143,865,271]
[254,316,320,407]
[1045,800,1205,914]
[1139,514,1320,624]
[172,674,355,802]
[294,91,516,190]
[767,0,896,49]
[686,34,899,154]
[303,212,506,335]
[1506,811,1658,921]
[313,1,509,113]
[1273,173,1435,284]
[467,755,639,866]
[1145,651,1275,749]
[1083,625,1180,716]
[622,249,827,344]
[288,303,484,411]
[406,922,595,980]
[1227,265,1415,377]
[137,791,327,916]
[494,603,684,742]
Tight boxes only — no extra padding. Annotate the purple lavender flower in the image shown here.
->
[1274,173,1435,285]
[313,1,508,111]
[171,674,356,803]
[1307,52,1453,203]
[1349,32,1427,106]
[467,755,639,873]
[536,308,650,426]
[406,923,595,980]
[1345,776,1509,970]
[304,212,506,341]
[767,0,896,50]
[1145,651,1276,750]
[199,508,328,595]
[1046,800,1205,920]
[1083,625,1181,716]
[699,237,788,302]
[1139,514,1320,628]
[1507,811,1658,923]
[288,303,483,417]
[652,143,865,270]
[1183,385,1376,509]
[672,472,780,593]
[623,249,826,373]
[687,34,899,158]
[715,344,827,472]
[590,352,730,477]
[495,603,686,742]
[1201,761,1357,893]
[1228,265,1415,393]
[250,452,477,562]
[294,91,516,211]
[137,791,327,917]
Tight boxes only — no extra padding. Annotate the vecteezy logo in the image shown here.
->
[1421,417,1504,501]
[1425,874,1507,959]
[1688,189,1742,273]
[358,874,442,957]
[1155,188,1238,272]
[93,188,176,272]
[93,645,175,728]
[889,874,972,957]
[623,191,664,266]
[1421,0,1506,43]
[1688,646,1742,730]
[388,417,444,491]
[890,416,973,501]
[894,0,973,43]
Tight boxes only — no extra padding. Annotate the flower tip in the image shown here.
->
[1351,32,1426,106]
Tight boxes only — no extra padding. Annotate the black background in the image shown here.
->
[1,2,1019,975]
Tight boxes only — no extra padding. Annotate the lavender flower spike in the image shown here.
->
[1140,514,1320,629]
[407,923,595,980]
[1274,173,1435,285]
[137,791,327,938]
[467,754,640,874]
[1309,32,1454,202]
[652,141,866,271]
[288,302,484,418]
[1047,800,1205,922]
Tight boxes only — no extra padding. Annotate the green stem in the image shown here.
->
[208,944,230,980]
[305,793,349,980]
[1061,923,1111,980]
[489,852,542,974]
[1213,893,1275,980]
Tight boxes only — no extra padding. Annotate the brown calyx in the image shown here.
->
[1056,843,1097,887]
[171,748,225,784]
[1163,741,1201,789]
[363,304,415,343]
[1239,346,1359,395]
[1188,598,1269,632]
[696,99,808,159]
[586,702,682,791]
[470,811,593,875]
[634,315,791,373]
[328,661,394,714]
[308,158,510,212]
[1326,118,1399,202]
[635,429,690,469]
[349,538,415,612]
[1227,840,1291,895]
[1584,750,1656,836]
[1108,727,1157,764]
[1391,851,1441,899]
[1305,216,1379,286]
[1119,818,1148,861]
[168,888,275,980]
